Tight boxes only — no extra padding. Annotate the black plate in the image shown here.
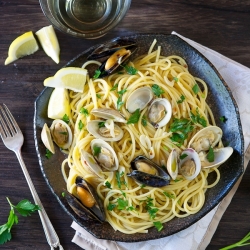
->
[34,34,244,242]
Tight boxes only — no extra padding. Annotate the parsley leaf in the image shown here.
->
[220,116,228,123]
[117,95,124,110]
[153,221,163,231]
[163,192,175,199]
[142,115,147,126]
[98,121,105,128]
[124,65,138,75]
[127,109,140,124]
[62,114,70,124]
[107,203,116,211]
[93,146,101,156]
[173,77,179,82]
[117,198,128,210]
[80,107,89,116]
[45,148,53,159]
[180,153,188,159]
[118,89,127,95]
[151,84,165,97]
[78,120,84,130]
[192,83,200,94]
[96,93,101,99]
[116,171,125,189]
[105,181,112,189]
[207,147,215,162]
[190,108,207,127]
[0,198,40,245]
[110,84,118,91]
[177,95,185,104]
[93,69,101,79]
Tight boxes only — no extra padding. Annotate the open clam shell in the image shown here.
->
[128,155,170,187]
[87,120,123,141]
[41,123,55,154]
[148,98,172,128]
[91,108,127,123]
[167,149,178,180]
[179,148,201,180]
[90,139,119,171]
[126,87,154,113]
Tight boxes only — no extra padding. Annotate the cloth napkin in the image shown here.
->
[71,32,250,250]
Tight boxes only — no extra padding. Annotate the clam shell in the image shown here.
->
[148,98,172,128]
[90,139,119,171]
[167,149,178,180]
[179,148,201,180]
[87,120,123,141]
[41,123,55,154]
[126,87,154,113]
[91,108,126,123]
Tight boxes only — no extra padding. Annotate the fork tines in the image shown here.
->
[0,104,20,138]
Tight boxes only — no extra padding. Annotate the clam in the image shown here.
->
[188,126,233,168]
[87,119,123,141]
[127,156,170,187]
[41,123,55,154]
[148,98,172,128]
[81,150,104,178]
[126,87,154,113]
[166,149,178,180]
[64,176,106,222]
[50,119,73,149]
[91,108,126,123]
[179,148,201,180]
[90,139,119,171]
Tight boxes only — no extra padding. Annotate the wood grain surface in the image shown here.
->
[0,0,250,249]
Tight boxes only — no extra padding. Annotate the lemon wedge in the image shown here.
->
[5,31,39,65]
[47,88,70,119]
[44,67,88,93]
[36,25,60,64]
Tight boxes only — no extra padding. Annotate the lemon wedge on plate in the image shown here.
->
[47,88,70,119]
[36,25,60,64]
[5,31,39,65]
[44,67,88,93]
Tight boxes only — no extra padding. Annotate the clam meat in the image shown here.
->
[64,176,106,222]
[148,98,172,128]
[127,156,170,187]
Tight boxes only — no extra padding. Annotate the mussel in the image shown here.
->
[64,176,106,222]
[127,156,170,187]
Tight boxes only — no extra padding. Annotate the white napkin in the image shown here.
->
[71,32,250,250]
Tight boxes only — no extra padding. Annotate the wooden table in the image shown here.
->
[1,1,250,249]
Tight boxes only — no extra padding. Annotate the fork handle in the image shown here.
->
[16,149,63,250]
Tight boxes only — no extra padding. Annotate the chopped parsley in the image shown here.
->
[190,108,207,127]
[153,221,163,231]
[151,84,165,97]
[220,116,228,123]
[177,95,185,104]
[98,121,105,128]
[59,131,68,135]
[105,181,112,189]
[117,198,128,210]
[192,83,200,94]
[180,153,188,160]
[45,148,53,159]
[93,69,101,79]
[78,120,84,130]
[126,206,135,211]
[127,108,140,124]
[142,115,147,126]
[116,171,125,189]
[93,146,101,156]
[110,84,118,91]
[96,93,101,99]
[173,77,179,82]
[107,203,116,211]
[124,65,138,75]
[207,147,215,162]
[163,191,175,199]
[62,114,69,124]
[145,197,158,219]
[118,89,127,95]
[80,107,89,116]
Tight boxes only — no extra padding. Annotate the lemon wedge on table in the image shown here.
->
[36,25,60,64]
[5,31,39,65]
[44,67,88,93]
[47,88,70,120]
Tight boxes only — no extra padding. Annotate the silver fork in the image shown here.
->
[0,104,63,250]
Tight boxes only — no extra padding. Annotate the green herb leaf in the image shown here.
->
[62,192,65,197]
[105,181,112,189]
[142,115,147,126]
[93,146,101,156]
[14,200,40,217]
[147,207,159,219]
[118,89,127,95]
[107,203,116,211]
[98,121,105,128]
[190,108,207,127]
[117,198,128,210]
[93,69,101,79]
[127,109,140,124]
[153,221,163,231]
[78,120,84,130]
[117,95,124,110]
[180,153,188,160]
[207,147,215,162]
[59,131,68,135]
[126,206,135,211]
[174,178,183,182]
[151,84,165,97]
[177,95,185,104]
[163,191,175,199]
[110,84,118,91]
[220,116,228,123]
[116,171,125,189]
[124,65,138,75]
[96,93,101,99]
[80,107,89,116]
[140,184,146,189]
[173,77,179,82]
[45,148,53,159]
[62,114,70,124]
[220,231,250,250]
[0,224,11,245]
[192,83,200,94]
